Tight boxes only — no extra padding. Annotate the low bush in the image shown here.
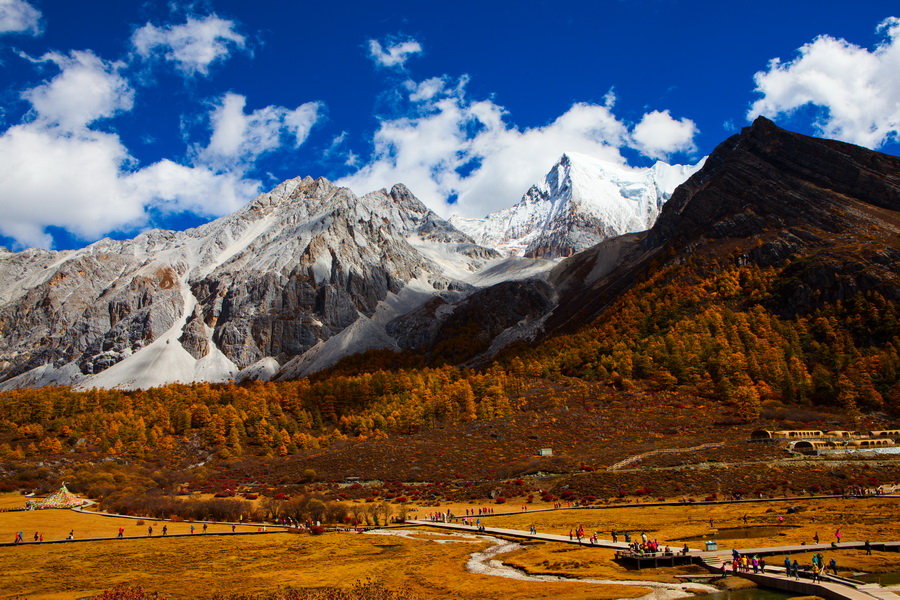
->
[91,581,415,600]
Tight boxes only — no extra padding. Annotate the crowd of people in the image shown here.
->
[427,510,455,522]
[722,549,842,581]
[727,551,768,574]
[777,552,839,580]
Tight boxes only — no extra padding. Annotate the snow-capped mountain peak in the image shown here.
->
[451,152,703,258]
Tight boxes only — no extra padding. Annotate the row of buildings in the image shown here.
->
[750,429,900,455]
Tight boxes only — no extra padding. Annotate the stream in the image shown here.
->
[366,529,718,600]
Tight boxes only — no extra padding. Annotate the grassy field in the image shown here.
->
[0,531,651,600]
[480,497,900,549]
[2,494,898,599]
[501,543,707,583]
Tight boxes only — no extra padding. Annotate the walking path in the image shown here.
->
[700,541,900,563]
[0,530,282,548]
[69,505,292,531]
[733,569,900,600]
[607,443,725,471]
[407,519,632,550]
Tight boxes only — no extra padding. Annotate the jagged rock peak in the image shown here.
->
[242,176,340,215]
[452,151,703,258]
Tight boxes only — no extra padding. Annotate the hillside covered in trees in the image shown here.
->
[0,118,897,500]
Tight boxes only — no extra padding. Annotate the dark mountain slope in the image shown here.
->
[544,116,900,336]
[478,117,899,414]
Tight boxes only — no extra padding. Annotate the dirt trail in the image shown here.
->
[607,444,724,470]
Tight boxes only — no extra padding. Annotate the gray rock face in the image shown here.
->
[0,177,500,390]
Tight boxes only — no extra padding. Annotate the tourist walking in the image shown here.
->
[829,558,838,575]
[147,525,153,536]
[792,560,801,580]
[162,525,167,536]
[864,540,872,555]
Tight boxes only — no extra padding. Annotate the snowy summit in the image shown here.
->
[451,152,704,258]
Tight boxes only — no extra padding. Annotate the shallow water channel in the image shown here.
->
[688,589,792,600]
[367,529,717,600]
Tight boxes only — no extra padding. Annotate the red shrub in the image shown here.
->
[90,585,171,599]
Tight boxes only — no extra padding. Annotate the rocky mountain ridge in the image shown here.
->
[0,177,513,390]
[451,152,702,258]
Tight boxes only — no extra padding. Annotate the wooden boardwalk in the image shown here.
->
[734,570,900,600]
[700,541,900,563]
[406,519,633,550]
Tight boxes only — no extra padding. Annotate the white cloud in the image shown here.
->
[125,160,256,217]
[630,110,698,160]
[338,77,696,219]
[132,15,245,76]
[406,76,447,102]
[22,51,133,131]
[198,92,322,170]
[0,0,40,36]
[0,119,258,249]
[0,125,139,248]
[748,17,900,148]
[368,37,423,68]
[0,54,301,249]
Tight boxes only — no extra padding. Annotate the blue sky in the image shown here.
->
[0,0,898,250]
